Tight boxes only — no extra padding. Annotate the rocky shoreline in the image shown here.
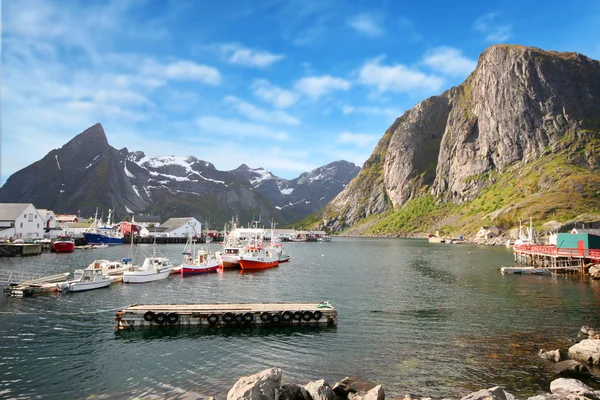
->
[153,326,600,400]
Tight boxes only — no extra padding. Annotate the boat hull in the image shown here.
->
[69,279,112,292]
[238,258,279,270]
[52,242,75,253]
[122,269,172,283]
[84,233,124,245]
[180,264,219,276]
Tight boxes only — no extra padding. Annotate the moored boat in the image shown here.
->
[52,234,75,253]
[68,269,112,292]
[73,258,135,280]
[83,209,124,245]
[122,243,173,283]
[179,234,219,276]
[238,239,279,270]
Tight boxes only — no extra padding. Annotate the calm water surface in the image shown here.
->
[1,238,600,399]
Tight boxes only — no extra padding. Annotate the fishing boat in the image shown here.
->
[52,233,75,253]
[180,249,220,276]
[68,269,112,292]
[83,209,124,245]
[218,220,245,269]
[238,239,279,270]
[122,242,173,283]
[179,234,219,276]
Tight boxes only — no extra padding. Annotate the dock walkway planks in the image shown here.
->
[115,302,337,330]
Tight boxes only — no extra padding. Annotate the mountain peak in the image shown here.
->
[63,123,109,151]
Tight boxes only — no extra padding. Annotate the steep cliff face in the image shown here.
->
[320,45,600,232]
[433,45,600,202]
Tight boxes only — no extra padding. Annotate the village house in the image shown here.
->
[160,217,202,238]
[0,203,45,239]
[476,226,501,240]
[37,209,57,230]
[55,214,79,224]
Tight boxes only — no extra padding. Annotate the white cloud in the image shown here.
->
[220,43,285,68]
[251,79,299,108]
[346,13,383,37]
[474,12,513,42]
[142,60,221,85]
[341,104,400,118]
[336,132,379,147]
[422,47,477,77]
[358,56,444,93]
[196,117,290,141]
[294,75,351,99]
[224,96,300,125]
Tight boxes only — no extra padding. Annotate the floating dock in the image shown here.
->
[115,302,337,330]
[500,266,552,275]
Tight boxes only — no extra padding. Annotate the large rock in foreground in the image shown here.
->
[227,367,282,400]
[568,339,600,365]
[460,386,515,400]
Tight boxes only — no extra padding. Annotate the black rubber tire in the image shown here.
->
[281,311,293,323]
[222,312,234,324]
[207,313,219,325]
[293,311,302,320]
[153,312,167,325]
[271,313,281,324]
[143,311,155,322]
[166,312,179,325]
[313,310,322,321]
[234,313,244,324]
[302,311,313,321]
[243,312,254,323]
[260,312,272,323]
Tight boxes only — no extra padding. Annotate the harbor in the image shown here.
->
[2,238,600,399]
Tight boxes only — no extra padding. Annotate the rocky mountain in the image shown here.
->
[317,45,600,234]
[0,124,360,226]
[229,161,360,224]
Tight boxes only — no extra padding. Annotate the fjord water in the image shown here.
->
[1,238,600,399]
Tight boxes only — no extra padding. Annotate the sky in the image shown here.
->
[1,0,599,184]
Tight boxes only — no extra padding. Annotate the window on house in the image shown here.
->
[37,223,40,228]
[35,215,37,219]
[28,214,33,222]
[20,223,23,228]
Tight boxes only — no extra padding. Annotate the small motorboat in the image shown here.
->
[68,269,112,292]
[122,252,173,283]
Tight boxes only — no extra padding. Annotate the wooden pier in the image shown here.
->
[512,244,600,274]
[115,302,337,330]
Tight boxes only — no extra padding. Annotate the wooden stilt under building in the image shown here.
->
[115,302,337,330]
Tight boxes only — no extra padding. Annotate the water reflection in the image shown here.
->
[114,324,336,341]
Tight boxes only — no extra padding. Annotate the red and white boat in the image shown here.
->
[238,239,279,270]
[53,234,75,253]
[180,249,220,276]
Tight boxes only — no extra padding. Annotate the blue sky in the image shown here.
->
[1,0,599,184]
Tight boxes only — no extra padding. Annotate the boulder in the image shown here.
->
[460,386,515,400]
[553,360,592,379]
[526,395,562,400]
[581,325,598,338]
[348,385,384,400]
[539,349,562,362]
[332,377,379,398]
[588,266,600,280]
[305,379,339,400]
[227,368,282,400]
[550,378,600,400]
[568,339,600,365]
[280,384,313,400]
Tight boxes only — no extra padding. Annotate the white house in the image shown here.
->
[161,217,202,237]
[0,203,45,240]
[37,209,57,230]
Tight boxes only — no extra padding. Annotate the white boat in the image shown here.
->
[68,269,112,292]
[122,246,173,283]
[74,258,135,280]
